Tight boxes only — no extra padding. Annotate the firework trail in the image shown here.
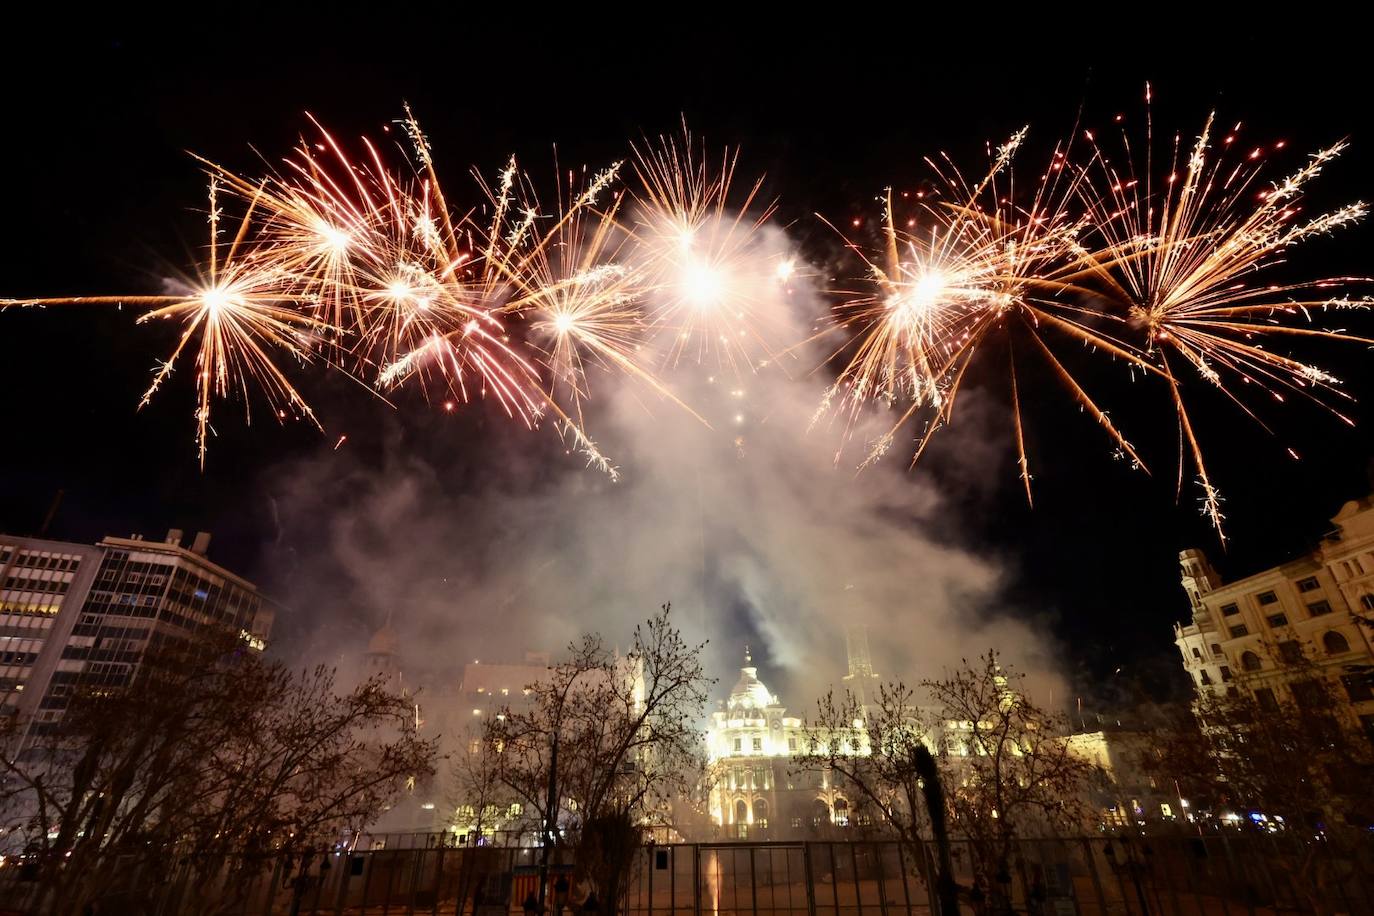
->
[2,100,1368,539]
[630,127,785,376]
[2,177,329,466]
[817,98,1369,538]
[818,128,1153,492]
[1075,89,1370,534]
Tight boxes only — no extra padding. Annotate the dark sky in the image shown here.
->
[2,16,1372,705]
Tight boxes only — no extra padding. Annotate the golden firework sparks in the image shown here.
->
[4,101,1369,518]
[1078,90,1371,534]
[630,126,780,375]
[3,177,329,466]
[821,129,1154,495]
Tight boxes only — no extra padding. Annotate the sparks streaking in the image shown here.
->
[818,95,1370,538]
[630,127,783,376]
[1,177,329,466]
[1,100,1368,539]
[1076,90,1371,535]
[2,110,731,478]
[818,128,1153,497]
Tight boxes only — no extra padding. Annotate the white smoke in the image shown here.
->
[263,216,1066,709]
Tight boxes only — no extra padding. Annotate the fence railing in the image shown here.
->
[3,834,1373,916]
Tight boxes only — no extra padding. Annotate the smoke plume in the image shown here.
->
[262,218,1065,710]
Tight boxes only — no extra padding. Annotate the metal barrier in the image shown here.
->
[3,834,1373,915]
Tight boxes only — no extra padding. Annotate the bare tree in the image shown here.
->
[0,636,437,916]
[1145,649,1374,912]
[448,725,523,913]
[923,651,1101,913]
[799,684,939,887]
[486,604,712,915]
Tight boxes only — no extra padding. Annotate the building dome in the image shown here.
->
[728,647,774,709]
[367,619,398,657]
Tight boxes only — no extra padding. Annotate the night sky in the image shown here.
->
[3,17,1372,706]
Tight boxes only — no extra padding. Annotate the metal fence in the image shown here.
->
[4,834,1373,916]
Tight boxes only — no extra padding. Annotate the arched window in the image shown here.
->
[753,799,769,829]
[734,799,748,824]
[1323,631,1351,655]
[833,798,850,827]
[1240,651,1262,672]
[811,799,831,828]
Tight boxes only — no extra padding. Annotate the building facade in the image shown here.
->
[1173,496,1374,740]
[0,535,105,716]
[1065,729,1185,828]
[358,624,595,845]
[0,528,272,736]
[704,648,870,839]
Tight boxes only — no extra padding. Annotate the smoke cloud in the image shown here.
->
[261,218,1066,712]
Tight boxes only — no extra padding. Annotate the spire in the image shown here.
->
[367,611,399,659]
[843,624,881,709]
[729,646,773,710]
[1178,549,1221,611]
[844,625,877,679]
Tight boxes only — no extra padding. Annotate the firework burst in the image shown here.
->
[1077,92,1371,533]
[4,101,1368,526]
[2,178,329,466]
[820,128,1154,499]
[630,128,781,375]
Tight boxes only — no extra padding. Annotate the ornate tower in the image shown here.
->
[842,624,882,710]
[1178,548,1221,618]
[364,611,401,687]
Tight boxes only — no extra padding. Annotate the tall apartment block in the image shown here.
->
[0,528,272,733]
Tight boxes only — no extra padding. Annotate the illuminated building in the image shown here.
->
[1173,495,1374,740]
[1,528,271,736]
[0,535,104,716]
[842,624,883,711]
[704,647,869,839]
[1064,729,1183,828]
[359,624,598,844]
